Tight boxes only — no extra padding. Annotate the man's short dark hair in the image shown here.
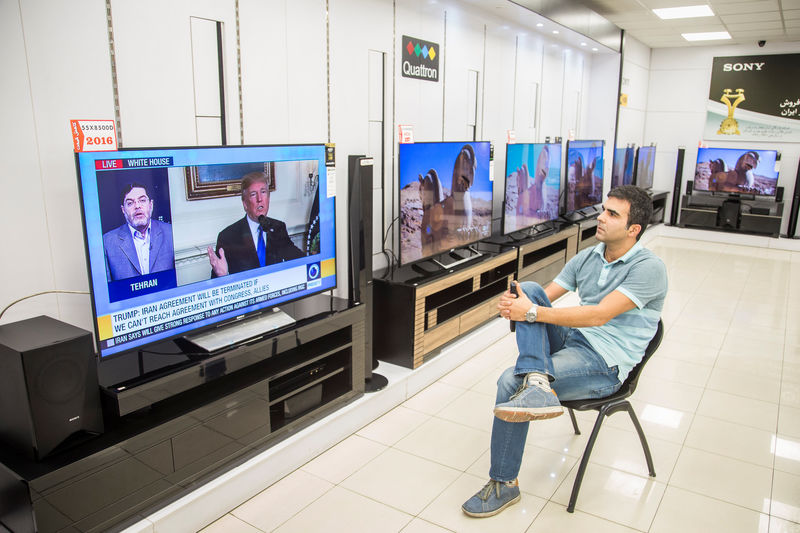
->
[608,185,652,241]
[240,172,272,200]
[120,182,150,205]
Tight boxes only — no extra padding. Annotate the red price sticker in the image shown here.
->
[70,120,117,152]
[398,124,414,144]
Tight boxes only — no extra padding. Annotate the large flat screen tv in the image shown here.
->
[634,145,657,190]
[503,142,562,234]
[75,144,336,359]
[398,141,492,265]
[565,139,604,213]
[611,146,635,189]
[693,147,779,196]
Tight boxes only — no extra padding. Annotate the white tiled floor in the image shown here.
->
[199,236,800,533]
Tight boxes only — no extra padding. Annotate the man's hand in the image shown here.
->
[207,246,229,277]
[497,286,533,322]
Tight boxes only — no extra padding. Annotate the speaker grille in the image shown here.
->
[35,358,85,405]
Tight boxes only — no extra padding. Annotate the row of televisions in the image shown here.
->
[399,141,782,264]
[74,141,781,362]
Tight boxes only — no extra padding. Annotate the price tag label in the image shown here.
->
[398,124,414,144]
[326,168,336,199]
[70,120,118,152]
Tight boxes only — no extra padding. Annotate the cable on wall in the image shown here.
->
[0,290,89,322]
[235,0,244,144]
[105,0,123,148]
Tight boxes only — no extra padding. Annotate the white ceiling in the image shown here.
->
[584,0,800,48]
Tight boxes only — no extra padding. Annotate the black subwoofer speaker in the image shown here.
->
[0,316,103,460]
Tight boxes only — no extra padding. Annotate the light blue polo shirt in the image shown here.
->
[553,242,667,381]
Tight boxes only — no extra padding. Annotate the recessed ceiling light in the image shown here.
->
[536,23,543,27]
[552,30,559,34]
[592,47,598,51]
[654,5,714,19]
[580,42,587,46]
[682,31,731,41]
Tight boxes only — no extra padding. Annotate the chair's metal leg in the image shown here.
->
[567,405,608,512]
[568,408,580,435]
[625,402,656,477]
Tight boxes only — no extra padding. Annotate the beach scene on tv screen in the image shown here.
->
[694,148,779,195]
[566,142,604,212]
[399,142,492,264]
[504,144,561,232]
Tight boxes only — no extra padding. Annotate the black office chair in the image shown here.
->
[560,319,664,513]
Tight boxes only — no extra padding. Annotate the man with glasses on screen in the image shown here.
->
[207,171,304,277]
[462,185,667,518]
[103,182,175,281]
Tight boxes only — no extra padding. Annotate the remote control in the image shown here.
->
[509,281,518,332]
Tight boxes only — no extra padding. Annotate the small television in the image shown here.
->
[611,145,635,188]
[565,140,605,214]
[693,147,779,196]
[503,142,562,234]
[75,144,336,360]
[634,145,657,190]
[398,141,492,265]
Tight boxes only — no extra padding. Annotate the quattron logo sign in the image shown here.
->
[402,35,440,82]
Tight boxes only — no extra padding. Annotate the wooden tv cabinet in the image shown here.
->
[373,250,517,369]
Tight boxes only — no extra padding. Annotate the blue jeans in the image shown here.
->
[489,281,622,482]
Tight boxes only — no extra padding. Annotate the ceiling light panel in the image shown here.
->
[682,30,731,40]
[653,5,714,19]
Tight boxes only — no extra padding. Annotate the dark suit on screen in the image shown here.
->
[103,219,175,281]
[212,216,305,278]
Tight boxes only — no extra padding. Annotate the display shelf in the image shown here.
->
[373,250,517,369]
[678,194,783,238]
[515,225,578,285]
[649,190,669,225]
[576,217,599,252]
[0,295,364,533]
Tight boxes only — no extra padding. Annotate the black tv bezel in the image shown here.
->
[564,139,606,215]
[634,145,657,190]
[691,146,781,199]
[501,142,563,236]
[397,140,493,267]
[74,142,338,366]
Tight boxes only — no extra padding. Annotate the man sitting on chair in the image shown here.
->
[462,185,667,518]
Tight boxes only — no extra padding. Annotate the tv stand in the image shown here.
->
[0,294,365,533]
[183,308,296,353]
[374,249,517,368]
[678,194,783,237]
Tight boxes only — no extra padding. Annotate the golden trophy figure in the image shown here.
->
[717,88,745,135]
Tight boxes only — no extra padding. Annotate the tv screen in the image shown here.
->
[503,143,562,234]
[398,141,492,265]
[75,144,336,359]
[611,146,635,189]
[693,147,779,196]
[565,140,604,213]
[635,146,657,190]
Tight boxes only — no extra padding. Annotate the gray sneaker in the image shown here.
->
[493,374,563,422]
[461,479,521,518]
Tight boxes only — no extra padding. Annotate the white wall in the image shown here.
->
[585,52,620,197]
[0,0,114,330]
[617,35,651,146]
[0,0,615,331]
[645,41,800,231]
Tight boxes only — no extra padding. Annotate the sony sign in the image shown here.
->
[723,62,765,72]
[402,35,439,82]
